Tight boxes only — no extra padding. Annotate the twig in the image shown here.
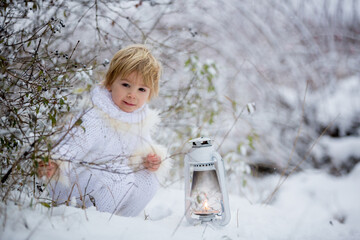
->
[109,182,137,220]
[1,142,34,184]
[262,82,309,204]
[65,40,80,69]
[28,39,42,83]
[202,223,208,238]
[25,216,46,240]
[171,205,190,237]
[237,209,239,228]
[264,115,338,204]
[83,174,93,198]
[70,2,96,35]
[217,104,246,151]
[51,107,92,150]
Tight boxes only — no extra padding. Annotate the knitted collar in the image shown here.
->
[91,85,148,124]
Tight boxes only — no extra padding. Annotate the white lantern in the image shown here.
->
[184,137,231,226]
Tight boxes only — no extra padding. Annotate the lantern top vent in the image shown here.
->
[189,137,212,148]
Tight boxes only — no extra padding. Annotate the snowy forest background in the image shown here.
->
[1,0,359,239]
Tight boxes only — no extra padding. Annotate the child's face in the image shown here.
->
[107,72,150,113]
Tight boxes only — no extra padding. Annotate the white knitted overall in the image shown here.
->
[47,86,169,217]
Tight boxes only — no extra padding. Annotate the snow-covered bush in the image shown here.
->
[307,76,360,175]
[0,1,95,204]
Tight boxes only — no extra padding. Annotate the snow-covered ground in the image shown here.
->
[2,163,359,240]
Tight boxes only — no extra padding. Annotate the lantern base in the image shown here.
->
[191,211,221,223]
[193,210,220,216]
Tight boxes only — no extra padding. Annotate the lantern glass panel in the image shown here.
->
[190,170,222,215]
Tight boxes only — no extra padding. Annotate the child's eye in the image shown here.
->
[139,88,146,92]
[122,83,130,88]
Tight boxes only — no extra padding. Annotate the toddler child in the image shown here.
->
[38,44,171,216]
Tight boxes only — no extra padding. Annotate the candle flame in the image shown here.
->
[203,199,210,211]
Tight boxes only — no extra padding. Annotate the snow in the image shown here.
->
[309,76,360,137]
[313,136,360,168]
[2,164,360,240]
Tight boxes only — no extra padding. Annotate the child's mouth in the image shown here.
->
[123,101,136,106]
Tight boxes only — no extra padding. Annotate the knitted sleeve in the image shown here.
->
[45,109,105,204]
[50,109,99,183]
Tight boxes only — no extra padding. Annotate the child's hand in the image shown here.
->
[37,160,59,179]
[143,153,161,172]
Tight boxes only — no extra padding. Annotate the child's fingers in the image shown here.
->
[37,162,47,177]
[37,161,59,178]
[38,168,45,177]
[47,162,59,178]
[149,157,160,164]
[147,154,161,162]
[143,154,161,172]
[38,161,46,168]
[46,167,56,178]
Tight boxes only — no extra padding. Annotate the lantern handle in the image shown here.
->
[189,137,213,147]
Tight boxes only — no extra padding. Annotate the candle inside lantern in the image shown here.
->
[190,170,222,216]
[203,199,209,211]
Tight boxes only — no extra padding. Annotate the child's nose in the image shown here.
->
[127,90,136,99]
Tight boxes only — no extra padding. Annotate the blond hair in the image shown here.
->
[103,44,161,100]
